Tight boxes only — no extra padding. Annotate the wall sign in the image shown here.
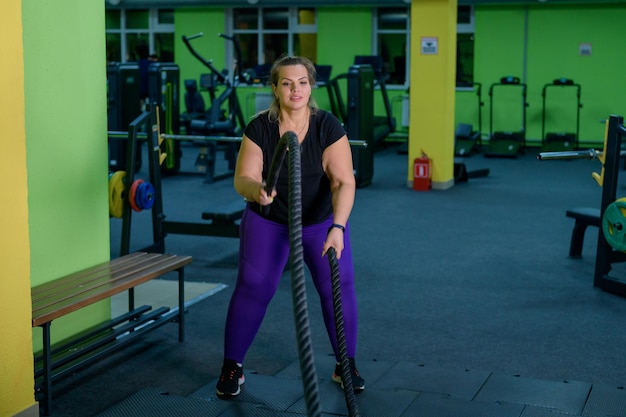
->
[421,37,439,55]
[579,43,592,56]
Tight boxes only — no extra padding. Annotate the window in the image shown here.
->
[374,7,410,86]
[229,7,317,84]
[456,6,475,87]
[373,6,476,87]
[105,8,175,63]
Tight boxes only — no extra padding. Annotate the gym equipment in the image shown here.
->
[346,65,375,188]
[264,131,359,417]
[354,55,396,145]
[108,171,126,219]
[484,76,528,158]
[541,78,582,152]
[328,247,360,417]
[326,56,396,151]
[455,82,484,156]
[112,105,367,256]
[107,63,142,172]
[264,131,321,416]
[148,62,181,173]
[602,198,626,252]
[539,115,626,298]
[540,78,582,152]
[129,179,155,212]
[180,32,245,182]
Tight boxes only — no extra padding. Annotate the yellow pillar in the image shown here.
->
[0,1,37,416]
[408,0,457,190]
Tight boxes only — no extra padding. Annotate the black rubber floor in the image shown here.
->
[44,142,626,417]
[95,353,626,417]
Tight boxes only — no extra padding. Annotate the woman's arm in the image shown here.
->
[322,135,356,259]
[234,135,276,205]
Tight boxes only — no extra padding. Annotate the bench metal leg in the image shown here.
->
[569,221,589,258]
[41,322,52,416]
[178,267,185,342]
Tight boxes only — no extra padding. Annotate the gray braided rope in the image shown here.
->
[287,131,321,417]
[328,247,360,417]
[266,131,320,417]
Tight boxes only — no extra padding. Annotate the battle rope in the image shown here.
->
[264,131,359,417]
[327,247,360,417]
[265,131,321,416]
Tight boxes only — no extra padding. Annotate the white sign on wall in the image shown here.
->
[421,37,439,55]
[579,43,592,56]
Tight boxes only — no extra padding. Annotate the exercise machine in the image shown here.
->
[107,62,143,172]
[346,65,375,188]
[180,32,246,182]
[455,82,484,156]
[148,62,181,173]
[354,55,396,147]
[484,76,528,158]
[540,78,582,152]
[326,56,396,151]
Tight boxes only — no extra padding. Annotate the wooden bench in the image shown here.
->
[31,252,192,416]
[565,207,601,258]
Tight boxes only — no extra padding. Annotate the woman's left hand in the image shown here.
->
[322,228,345,259]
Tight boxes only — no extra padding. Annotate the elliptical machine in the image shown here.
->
[180,32,247,182]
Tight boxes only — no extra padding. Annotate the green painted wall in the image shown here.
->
[526,4,625,144]
[172,4,625,147]
[23,0,110,351]
[175,7,226,103]
[466,4,626,145]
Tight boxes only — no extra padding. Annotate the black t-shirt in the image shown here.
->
[244,109,346,225]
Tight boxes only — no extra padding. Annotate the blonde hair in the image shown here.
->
[266,55,319,123]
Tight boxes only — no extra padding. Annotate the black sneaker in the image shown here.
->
[216,359,245,397]
[332,358,365,392]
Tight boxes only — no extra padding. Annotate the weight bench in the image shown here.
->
[31,252,192,416]
[565,207,600,258]
[161,200,244,239]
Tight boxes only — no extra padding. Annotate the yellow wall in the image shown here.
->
[1,1,110,415]
[0,1,37,416]
[408,0,457,190]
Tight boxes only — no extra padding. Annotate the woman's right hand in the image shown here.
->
[258,182,277,206]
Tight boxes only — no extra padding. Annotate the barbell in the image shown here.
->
[537,149,626,161]
[107,131,368,148]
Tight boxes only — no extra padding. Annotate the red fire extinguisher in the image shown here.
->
[413,150,432,191]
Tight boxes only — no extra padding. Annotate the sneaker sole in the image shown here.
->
[216,375,245,397]
[332,373,365,392]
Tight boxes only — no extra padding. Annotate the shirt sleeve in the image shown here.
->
[243,113,266,148]
[320,110,347,149]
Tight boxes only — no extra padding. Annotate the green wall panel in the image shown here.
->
[527,5,626,143]
[23,0,110,349]
[175,8,226,118]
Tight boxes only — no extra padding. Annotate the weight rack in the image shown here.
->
[593,114,626,297]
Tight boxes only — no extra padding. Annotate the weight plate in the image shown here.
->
[602,197,626,252]
[108,171,126,218]
[136,181,155,210]
[129,179,144,212]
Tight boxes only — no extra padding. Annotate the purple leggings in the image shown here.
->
[223,207,358,363]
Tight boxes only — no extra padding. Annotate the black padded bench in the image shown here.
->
[201,200,245,225]
[161,200,244,238]
[565,207,600,258]
[32,252,192,415]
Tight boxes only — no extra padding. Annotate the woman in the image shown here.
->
[216,55,364,397]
